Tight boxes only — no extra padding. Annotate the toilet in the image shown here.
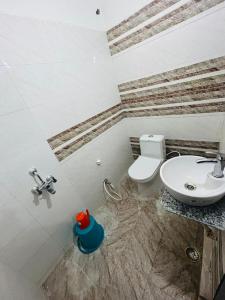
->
[128,134,165,197]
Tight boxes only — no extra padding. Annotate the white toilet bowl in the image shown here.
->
[128,156,162,183]
[128,135,165,197]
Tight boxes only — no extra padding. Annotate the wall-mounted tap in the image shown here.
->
[196,152,225,178]
[29,168,57,195]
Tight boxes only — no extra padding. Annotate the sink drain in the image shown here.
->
[185,247,200,262]
[184,183,196,191]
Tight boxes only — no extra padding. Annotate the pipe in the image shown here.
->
[103,179,122,201]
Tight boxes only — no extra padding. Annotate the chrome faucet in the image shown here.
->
[196,153,225,178]
[29,168,57,195]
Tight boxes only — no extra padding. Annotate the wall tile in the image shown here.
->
[124,113,225,142]
[0,262,45,300]
[0,109,45,157]
[0,67,26,116]
[0,14,47,66]
[20,237,63,283]
[0,219,49,271]
[0,199,33,249]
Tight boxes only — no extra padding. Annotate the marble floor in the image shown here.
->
[42,176,203,300]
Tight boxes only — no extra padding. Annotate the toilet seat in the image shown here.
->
[128,156,162,183]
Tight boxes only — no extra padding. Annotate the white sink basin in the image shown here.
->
[160,155,225,206]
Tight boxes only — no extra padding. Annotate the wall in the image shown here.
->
[0,7,132,286]
[0,0,106,30]
[104,0,225,146]
[0,12,119,138]
[0,262,45,300]
[103,0,151,30]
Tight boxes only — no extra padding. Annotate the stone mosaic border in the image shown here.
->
[107,0,179,42]
[54,113,124,161]
[47,104,121,150]
[130,136,219,159]
[109,0,224,55]
[121,74,225,108]
[124,101,225,118]
[119,56,225,92]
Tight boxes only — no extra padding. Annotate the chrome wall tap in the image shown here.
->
[29,168,57,195]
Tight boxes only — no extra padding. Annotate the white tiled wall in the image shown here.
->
[0,13,120,137]
[0,261,45,300]
[0,11,131,285]
[124,113,225,143]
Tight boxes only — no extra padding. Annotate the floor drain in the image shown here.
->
[185,247,200,262]
[184,183,196,191]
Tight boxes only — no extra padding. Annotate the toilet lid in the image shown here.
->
[128,156,162,181]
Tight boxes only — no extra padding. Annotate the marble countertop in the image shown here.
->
[160,190,225,231]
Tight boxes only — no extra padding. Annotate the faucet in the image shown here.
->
[196,152,225,178]
[29,168,57,195]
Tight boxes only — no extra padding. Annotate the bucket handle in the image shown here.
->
[77,237,92,254]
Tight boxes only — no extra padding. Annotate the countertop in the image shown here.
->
[160,190,225,230]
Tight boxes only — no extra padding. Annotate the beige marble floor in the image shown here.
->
[42,177,203,300]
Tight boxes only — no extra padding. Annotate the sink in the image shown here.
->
[160,155,225,206]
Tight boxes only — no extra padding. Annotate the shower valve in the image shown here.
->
[29,168,57,195]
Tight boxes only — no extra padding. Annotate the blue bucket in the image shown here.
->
[73,215,104,254]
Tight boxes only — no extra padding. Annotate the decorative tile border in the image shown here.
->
[107,0,179,42]
[47,104,121,150]
[119,56,225,92]
[121,74,225,101]
[130,136,219,159]
[109,0,224,55]
[121,74,225,108]
[49,101,223,162]
[54,113,124,161]
[165,139,219,149]
[124,101,225,118]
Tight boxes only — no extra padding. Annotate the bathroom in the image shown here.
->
[1,0,225,299]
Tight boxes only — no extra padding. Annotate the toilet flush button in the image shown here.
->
[96,159,102,166]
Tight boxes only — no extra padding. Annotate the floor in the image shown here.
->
[42,176,203,300]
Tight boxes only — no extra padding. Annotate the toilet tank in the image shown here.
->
[140,134,165,159]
